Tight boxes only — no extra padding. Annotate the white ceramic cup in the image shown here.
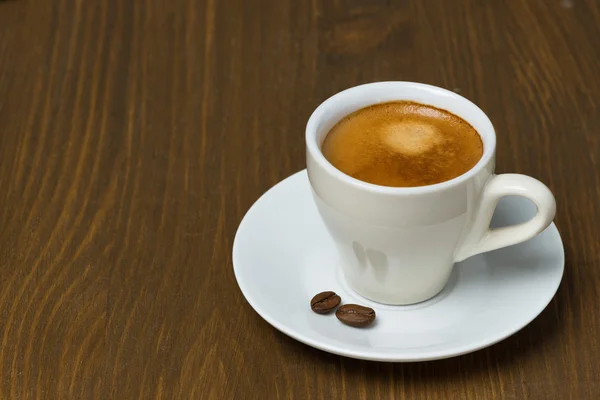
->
[306,82,556,305]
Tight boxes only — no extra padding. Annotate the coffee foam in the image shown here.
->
[381,120,443,155]
[321,101,483,188]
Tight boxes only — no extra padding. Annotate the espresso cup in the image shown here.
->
[306,82,556,305]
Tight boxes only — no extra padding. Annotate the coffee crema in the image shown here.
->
[321,101,484,187]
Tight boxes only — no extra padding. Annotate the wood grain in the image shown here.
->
[0,0,599,398]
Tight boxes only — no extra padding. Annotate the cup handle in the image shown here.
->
[454,174,556,262]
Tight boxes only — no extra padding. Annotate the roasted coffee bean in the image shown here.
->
[310,291,341,314]
[335,304,376,327]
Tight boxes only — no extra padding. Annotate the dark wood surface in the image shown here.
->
[0,0,599,398]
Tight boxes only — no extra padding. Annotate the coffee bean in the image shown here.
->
[335,304,376,327]
[310,291,341,314]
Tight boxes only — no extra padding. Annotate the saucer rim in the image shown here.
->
[232,170,565,362]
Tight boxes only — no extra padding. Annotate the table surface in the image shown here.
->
[1,0,599,398]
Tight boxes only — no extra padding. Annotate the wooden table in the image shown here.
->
[0,0,598,398]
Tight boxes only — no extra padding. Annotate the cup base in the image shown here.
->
[336,261,457,306]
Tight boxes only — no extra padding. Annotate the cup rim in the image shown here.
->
[306,81,496,195]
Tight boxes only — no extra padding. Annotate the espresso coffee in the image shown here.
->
[321,101,484,187]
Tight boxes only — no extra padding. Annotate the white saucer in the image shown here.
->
[233,170,564,362]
